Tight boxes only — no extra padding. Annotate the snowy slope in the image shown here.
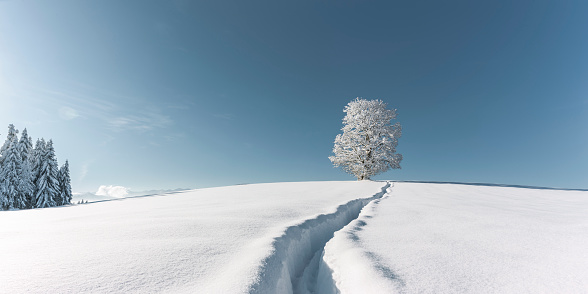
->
[71,189,189,203]
[0,181,385,294]
[320,182,588,293]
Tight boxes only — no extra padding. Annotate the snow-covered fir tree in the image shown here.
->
[0,124,18,165]
[0,188,5,210]
[58,160,72,206]
[0,124,70,210]
[0,137,27,209]
[17,128,35,208]
[30,138,46,206]
[17,128,33,163]
[329,98,402,180]
[31,138,46,184]
[34,139,60,208]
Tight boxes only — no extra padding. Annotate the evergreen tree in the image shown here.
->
[17,164,35,209]
[46,141,64,206]
[0,124,20,209]
[31,138,45,208]
[0,189,5,210]
[17,128,33,163]
[58,160,72,205]
[0,137,27,209]
[17,128,34,208]
[31,139,45,176]
[0,125,71,210]
[0,124,19,165]
[34,139,59,208]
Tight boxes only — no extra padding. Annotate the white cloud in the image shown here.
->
[213,113,233,120]
[38,86,173,133]
[108,110,172,132]
[59,106,80,120]
[96,185,129,198]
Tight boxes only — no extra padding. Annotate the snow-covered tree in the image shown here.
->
[0,125,71,210]
[0,137,27,209]
[0,124,18,165]
[30,138,46,207]
[58,160,72,206]
[17,128,35,208]
[34,139,59,208]
[329,98,402,180]
[0,124,20,209]
[17,128,33,163]
[0,190,5,210]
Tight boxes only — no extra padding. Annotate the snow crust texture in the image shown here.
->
[0,181,384,294]
[322,182,588,293]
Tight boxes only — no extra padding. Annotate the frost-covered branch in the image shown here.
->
[329,98,402,180]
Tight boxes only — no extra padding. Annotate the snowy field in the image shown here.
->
[0,181,385,294]
[321,182,588,293]
[2,181,587,294]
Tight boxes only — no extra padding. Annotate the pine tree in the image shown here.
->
[34,139,59,208]
[1,124,20,209]
[0,124,19,165]
[17,128,34,208]
[46,141,64,206]
[58,160,72,206]
[0,137,27,209]
[0,126,70,210]
[0,124,18,152]
[0,189,5,210]
[17,128,33,163]
[329,98,402,180]
[31,138,45,208]
[31,139,45,178]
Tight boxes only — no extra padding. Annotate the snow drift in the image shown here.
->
[2,181,587,294]
[0,181,384,294]
[320,182,588,293]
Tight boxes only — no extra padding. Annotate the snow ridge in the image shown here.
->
[248,182,391,294]
[317,185,404,294]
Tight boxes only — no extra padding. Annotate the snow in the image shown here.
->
[3,180,587,293]
[250,182,390,294]
[72,188,189,203]
[321,182,588,293]
[0,181,384,294]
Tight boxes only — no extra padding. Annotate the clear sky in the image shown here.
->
[1,0,587,192]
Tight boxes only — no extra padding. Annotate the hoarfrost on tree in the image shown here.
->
[329,98,402,180]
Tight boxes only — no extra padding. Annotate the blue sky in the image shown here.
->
[1,0,587,192]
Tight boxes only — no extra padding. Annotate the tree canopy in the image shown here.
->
[329,98,402,180]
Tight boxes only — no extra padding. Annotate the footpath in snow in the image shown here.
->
[249,183,390,294]
[0,181,386,294]
[320,182,588,293]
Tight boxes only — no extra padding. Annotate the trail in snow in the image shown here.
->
[249,182,391,294]
[318,184,403,294]
[0,181,385,294]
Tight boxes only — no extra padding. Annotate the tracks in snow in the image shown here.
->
[249,182,391,294]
